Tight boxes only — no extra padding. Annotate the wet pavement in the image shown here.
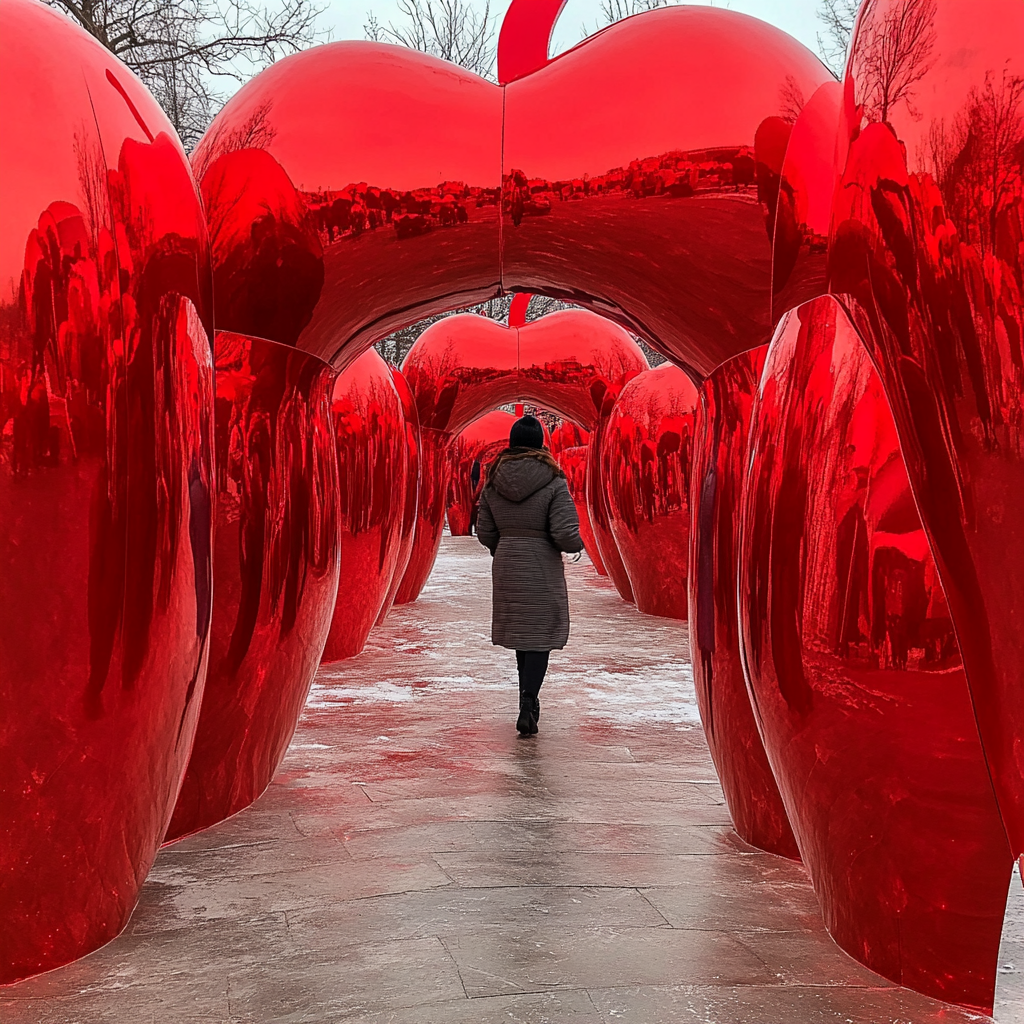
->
[4,536,1024,1022]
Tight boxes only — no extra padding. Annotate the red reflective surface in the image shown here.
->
[548,419,589,459]
[822,0,1024,861]
[738,295,1011,1011]
[0,0,214,981]
[503,6,832,374]
[555,443,603,572]
[376,365,420,624]
[689,347,797,859]
[603,364,699,618]
[192,43,502,367]
[771,80,842,321]
[396,307,646,601]
[394,426,453,604]
[166,331,339,841]
[322,349,406,661]
[196,9,829,375]
[447,410,515,536]
[588,385,633,603]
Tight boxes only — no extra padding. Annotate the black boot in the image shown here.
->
[516,688,540,737]
[516,694,536,736]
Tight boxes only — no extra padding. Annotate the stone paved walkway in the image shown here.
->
[4,537,1024,1022]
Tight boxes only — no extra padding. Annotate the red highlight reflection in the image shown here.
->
[166,331,339,841]
[738,296,1011,1012]
[322,349,407,661]
[604,364,699,618]
[0,0,214,982]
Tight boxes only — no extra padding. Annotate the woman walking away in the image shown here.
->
[476,415,583,735]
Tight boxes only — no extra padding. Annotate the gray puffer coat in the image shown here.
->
[476,449,583,651]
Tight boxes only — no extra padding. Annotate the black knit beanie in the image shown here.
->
[509,415,544,449]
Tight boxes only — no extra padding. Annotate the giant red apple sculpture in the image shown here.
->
[396,307,647,602]
[689,345,799,861]
[166,332,340,841]
[321,348,408,661]
[447,410,516,536]
[0,0,215,981]
[739,295,1012,1010]
[603,363,699,618]
[191,7,829,377]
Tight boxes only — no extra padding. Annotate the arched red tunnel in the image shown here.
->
[3,0,1024,1012]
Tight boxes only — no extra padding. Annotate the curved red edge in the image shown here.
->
[497,0,568,84]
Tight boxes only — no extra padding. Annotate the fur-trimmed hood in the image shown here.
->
[486,447,564,503]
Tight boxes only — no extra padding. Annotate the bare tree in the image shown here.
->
[922,69,1024,257]
[364,0,495,79]
[855,0,936,125]
[817,0,859,76]
[375,295,513,367]
[47,0,324,149]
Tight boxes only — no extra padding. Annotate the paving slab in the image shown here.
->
[3,537,1022,1022]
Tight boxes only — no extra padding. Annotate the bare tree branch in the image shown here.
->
[855,0,936,125]
[46,0,325,149]
[816,0,859,77]
[365,0,495,79]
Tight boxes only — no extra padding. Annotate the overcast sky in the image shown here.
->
[323,0,828,65]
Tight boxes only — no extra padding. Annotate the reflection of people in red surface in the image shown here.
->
[476,416,583,736]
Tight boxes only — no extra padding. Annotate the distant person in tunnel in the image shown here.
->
[476,416,583,736]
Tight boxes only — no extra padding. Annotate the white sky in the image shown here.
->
[322,0,827,65]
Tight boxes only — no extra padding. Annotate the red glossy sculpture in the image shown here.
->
[396,307,647,601]
[496,0,566,84]
[603,364,699,618]
[689,348,798,860]
[447,410,515,536]
[817,0,1024,864]
[394,424,453,605]
[549,421,602,570]
[193,7,830,375]
[548,419,589,459]
[321,349,407,661]
[166,332,340,840]
[94,0,1015,1007]
[738,295,1012,1011]
[0,0,215,982]
[376,365,421,624]
[554,443,603,573]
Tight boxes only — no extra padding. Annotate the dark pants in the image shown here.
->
[516,650,549,702]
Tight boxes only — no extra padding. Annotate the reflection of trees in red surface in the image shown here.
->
[3,129,215,714]
[779,75,806,125]
[191,99,277,181]
[923,69,1024,258]
[856,0,936,125]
